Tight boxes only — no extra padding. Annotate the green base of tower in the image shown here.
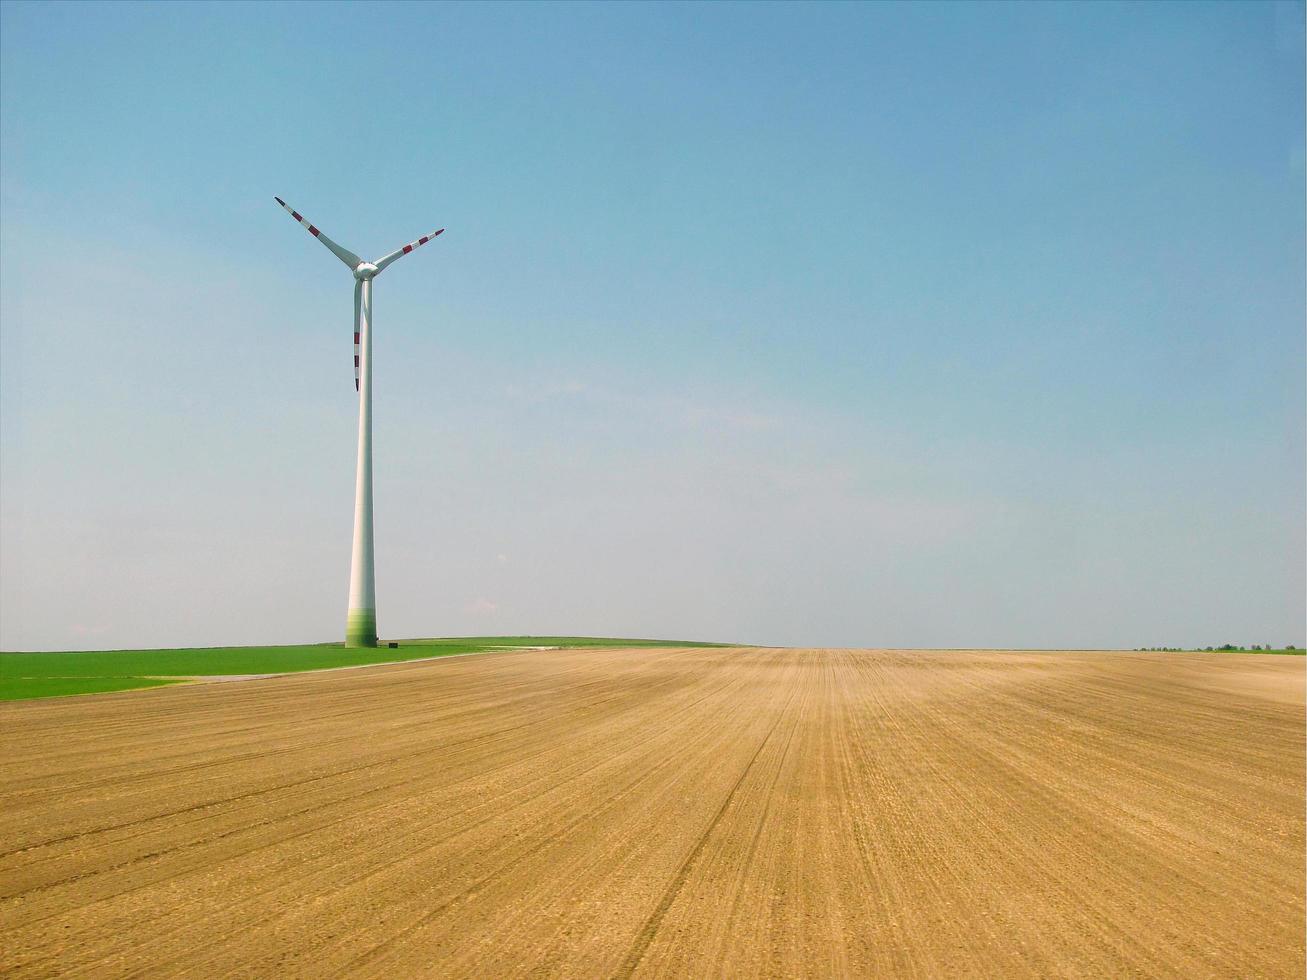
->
[345,609,378,648]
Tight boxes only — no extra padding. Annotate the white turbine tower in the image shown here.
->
[275,197,444,648]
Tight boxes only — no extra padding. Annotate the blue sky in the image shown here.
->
[1,1,1303,650]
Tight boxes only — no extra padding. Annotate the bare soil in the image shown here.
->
[1,647,1302,977]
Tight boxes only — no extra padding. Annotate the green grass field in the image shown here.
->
[0,636,728,702]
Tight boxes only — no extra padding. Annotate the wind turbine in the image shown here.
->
[274,197,444,648]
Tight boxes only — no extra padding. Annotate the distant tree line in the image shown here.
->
[1135,644,1300,652]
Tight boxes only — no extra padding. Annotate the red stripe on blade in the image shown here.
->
[402,244,412,254]
[353,333,360,344]
[309,226,319,237]
[292,211,301,221]
[418,237,428,245]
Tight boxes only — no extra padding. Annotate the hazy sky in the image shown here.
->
[2,1,1303,651]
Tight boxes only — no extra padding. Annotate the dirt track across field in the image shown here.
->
[1,647,1303,977]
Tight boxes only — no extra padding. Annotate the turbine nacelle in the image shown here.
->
[353,262,380,280]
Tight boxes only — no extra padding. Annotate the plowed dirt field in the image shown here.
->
[1,647,1303,977]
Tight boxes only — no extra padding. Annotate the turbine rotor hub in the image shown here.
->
[353,262,379,280]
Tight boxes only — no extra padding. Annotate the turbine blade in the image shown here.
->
[373,227,444,273]
[274,197,362,270]
[353,279,362,393]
